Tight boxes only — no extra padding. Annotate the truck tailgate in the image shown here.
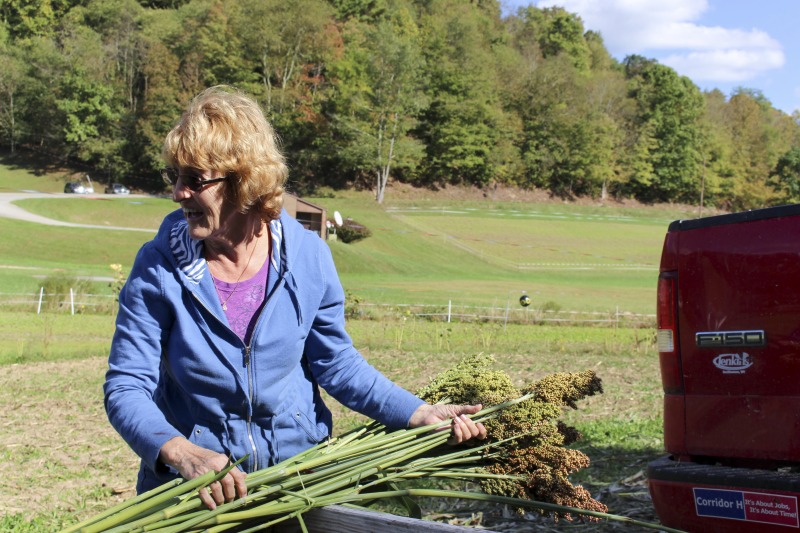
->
[673,206,800,461]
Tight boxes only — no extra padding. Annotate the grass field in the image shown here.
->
[3,182,701,315]
[0,163,687,531]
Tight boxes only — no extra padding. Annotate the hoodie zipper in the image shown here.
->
[241,275,289,471]
[243,344,258,470]
[191,255,294,474]
[192,292,263,472]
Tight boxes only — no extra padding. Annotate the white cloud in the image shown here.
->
[662,49,785,82]
[533,0,784,83]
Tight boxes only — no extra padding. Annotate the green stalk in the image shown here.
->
[180,430,453,530]
[72,392,623,533]
[78,471,217,533]
[203,422,513,530]
[138,510,207,531]
[139,414,499,532]
[61,478,185,533]
[244,423,448,495]
[79,457,245,533]
[233,400,511,495]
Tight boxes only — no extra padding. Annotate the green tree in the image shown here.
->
[237,0,335,116]
[691,90,727,209]
[327,4,426,203]
[0,0,74,38]
[517,6,591,72]
[57,72,122,169]
[414,0,518,188]
[721,90,780,208]
[130,27,184,189]
[581,32,634,200]
[0,25,24,152]
[516,56,616,198]
[622,57,703,203]
[170,0,250,95]
[14,35,67,149]
[770,147,800,202]
[329,0,386,21]
[73,0,147,112]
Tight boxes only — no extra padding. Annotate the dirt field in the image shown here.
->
[0,356,660,532]
[0,357,139,517]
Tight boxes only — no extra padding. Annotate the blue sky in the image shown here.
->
[502,0,799,115]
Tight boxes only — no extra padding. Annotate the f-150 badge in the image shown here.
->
[713,353,752,374]
[696,330,766,348]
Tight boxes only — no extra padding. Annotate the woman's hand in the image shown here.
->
[408,404,488,444]
[159,437,247,509]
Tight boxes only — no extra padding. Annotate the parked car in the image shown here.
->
[105,183,130,194]
[64,182,87,194]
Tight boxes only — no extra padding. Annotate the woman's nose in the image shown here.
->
[171,180,191,202]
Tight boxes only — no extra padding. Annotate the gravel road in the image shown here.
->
[0,191,154,232]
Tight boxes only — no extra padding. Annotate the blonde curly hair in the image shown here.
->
[163,86,287,221]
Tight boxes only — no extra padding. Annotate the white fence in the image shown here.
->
[355,302,654,327]
[0,290,116,314]
[0,291,654,327]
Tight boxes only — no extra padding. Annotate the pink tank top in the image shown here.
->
[213,256,270,344]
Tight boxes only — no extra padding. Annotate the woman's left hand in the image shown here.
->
[409,403,488,444]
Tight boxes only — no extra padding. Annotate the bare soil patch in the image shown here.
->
[1,355,660,531]
[0,357,138,518]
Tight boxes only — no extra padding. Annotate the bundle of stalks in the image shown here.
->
[64,355,682,533]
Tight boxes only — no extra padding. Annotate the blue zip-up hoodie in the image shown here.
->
[104,209,424,493]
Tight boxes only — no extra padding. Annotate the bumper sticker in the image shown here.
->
[694,488,799,528]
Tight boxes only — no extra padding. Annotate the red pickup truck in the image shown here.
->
[648,204,800,532]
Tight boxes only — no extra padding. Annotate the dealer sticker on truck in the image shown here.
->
[694,488,799,527]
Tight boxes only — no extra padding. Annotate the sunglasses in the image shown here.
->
[161,168,228,192]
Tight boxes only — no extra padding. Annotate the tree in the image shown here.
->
[329,0,386,22]
[169,0,251,96]
[584,66,633,200]
[622,58,704,203]
[237,0,335,117]
[234,0,339,186]
[517,6,591,72]
[126,10,184,189]
[720,90,778,208]
[73,0,147,112]
[693,89,733,209]
[56,72,122,170]
[13,35,68,150]
[414,0,518,188]
[0,25,24,152]
[770,147,800,202]
[521,61,611,197]
[0,0,73,39]
[327,4,426,202]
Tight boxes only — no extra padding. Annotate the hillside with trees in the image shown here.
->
[0,0,798,209]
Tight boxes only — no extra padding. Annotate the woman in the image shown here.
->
[104,86,485,510]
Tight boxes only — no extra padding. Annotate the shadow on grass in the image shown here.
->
[0,146,78,177]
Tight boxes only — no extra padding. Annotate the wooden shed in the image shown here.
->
[284,193,327,239]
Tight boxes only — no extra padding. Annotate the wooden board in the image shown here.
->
[272,505,495,532]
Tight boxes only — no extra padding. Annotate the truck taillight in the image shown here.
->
[657,274,675,349]
[657,271,683,392]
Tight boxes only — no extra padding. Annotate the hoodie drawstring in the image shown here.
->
[285,271,303,325]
